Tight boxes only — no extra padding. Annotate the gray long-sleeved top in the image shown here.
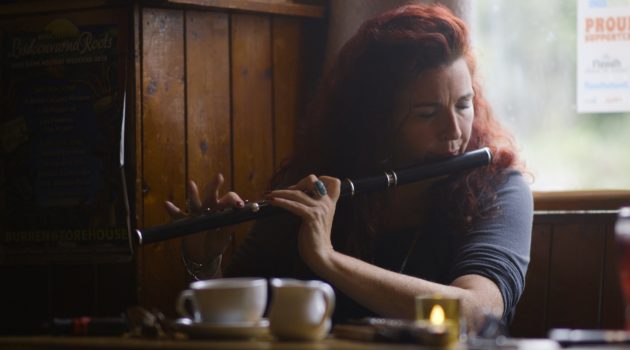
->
[226,170,533,323]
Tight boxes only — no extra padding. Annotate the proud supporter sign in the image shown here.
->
[577,0,630,113]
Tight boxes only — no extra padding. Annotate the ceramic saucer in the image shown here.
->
[174,318,270,339]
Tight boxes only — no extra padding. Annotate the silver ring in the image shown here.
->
[314,180,328,197]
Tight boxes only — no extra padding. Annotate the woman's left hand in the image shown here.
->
[265,175,341,270]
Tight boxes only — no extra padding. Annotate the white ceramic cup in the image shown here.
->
[268,278,335,341]
[176,278,267,324]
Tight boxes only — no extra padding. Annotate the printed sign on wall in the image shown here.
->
[577,0,630,113]
[0,9,131,264]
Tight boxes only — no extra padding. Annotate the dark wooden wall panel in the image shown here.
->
[186,10,231,184]
[272,16,303,168]
[231,14,274,248]
[139,7,187,314]
[547,222,606,329]
[186,11,232,188]
[511,214,624,338]
[511,224,552,337]
[184,10,235,267]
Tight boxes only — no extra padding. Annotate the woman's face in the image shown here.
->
[392,57,474,166]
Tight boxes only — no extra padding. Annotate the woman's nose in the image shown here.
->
[439,110,462,141]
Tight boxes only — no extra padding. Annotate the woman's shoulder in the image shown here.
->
[495,169,532,196]
[491,168,533,216]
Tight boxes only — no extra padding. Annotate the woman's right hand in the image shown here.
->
[165,173,245,277]
[165,173,245,219]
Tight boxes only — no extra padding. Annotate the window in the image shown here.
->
[472,1,630,191]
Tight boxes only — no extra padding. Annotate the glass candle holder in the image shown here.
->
[415,295,461,345]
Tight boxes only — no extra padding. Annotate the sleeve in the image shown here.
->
[224,212,301,278]
[448,171,533,322]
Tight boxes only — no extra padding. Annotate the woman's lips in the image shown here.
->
[436,149,460,157]
[424,150,459,162]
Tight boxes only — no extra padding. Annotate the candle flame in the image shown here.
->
[429,304,445,325]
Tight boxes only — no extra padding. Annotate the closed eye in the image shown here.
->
[456,101,472,110]
[456,94,474,110]
[410,105,439,119]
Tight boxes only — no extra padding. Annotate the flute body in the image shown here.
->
[136,147,492,245]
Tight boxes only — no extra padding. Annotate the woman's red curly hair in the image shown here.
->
[274,4,522,257]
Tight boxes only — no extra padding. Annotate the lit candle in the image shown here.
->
[415,295,461,346]
[430,304,446,325]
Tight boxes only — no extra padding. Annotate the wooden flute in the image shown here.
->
[135,147,492,245]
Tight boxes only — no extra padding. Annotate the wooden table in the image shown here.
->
[0,336,572,350]
[0,336,429,350]
[4,336,630,350]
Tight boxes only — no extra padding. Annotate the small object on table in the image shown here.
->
[333,317,456,346]
[46,316,129,336]
[548,328,630,346]
[333,295,461,346]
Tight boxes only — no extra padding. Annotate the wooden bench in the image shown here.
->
[510,211,625,337]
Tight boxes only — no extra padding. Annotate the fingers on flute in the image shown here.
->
[201,173,225,210]
[286,175,340,201]
[268,189,316,205]
[187,180,203,210]
[284,175,317,191]
[318,176,341,199]
[218,191,245,209]
[267,196,310,217]
[211,173,224,204]
[164,201,187,219]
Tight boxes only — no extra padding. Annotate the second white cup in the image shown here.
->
[268,278,335,341]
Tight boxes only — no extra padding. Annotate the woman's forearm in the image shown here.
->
[314,250,503,324]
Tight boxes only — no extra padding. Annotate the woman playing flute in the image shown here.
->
[166,4,533,328]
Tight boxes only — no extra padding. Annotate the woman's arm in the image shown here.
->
[316,250,503,323]
[267,172,532,327]
[447,171,533,322]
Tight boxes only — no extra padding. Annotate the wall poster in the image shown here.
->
[0,8,132,264]
[577,0,630,113]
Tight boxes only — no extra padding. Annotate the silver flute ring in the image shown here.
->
[314,180,328,198]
